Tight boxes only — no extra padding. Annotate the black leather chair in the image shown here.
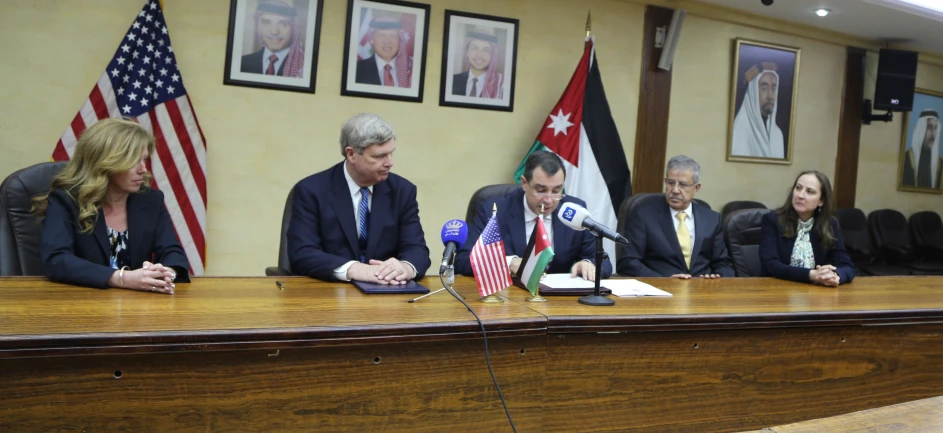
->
[720,200,767,223]
[869,209,943,275]
[615,193,663,265]
[909,211,943,264]
[0,161,68,276]
[692,198,711,211]
[723,208,769,277]
[834,208,908,276]
[464,184,520,224]
[265,189,294,276]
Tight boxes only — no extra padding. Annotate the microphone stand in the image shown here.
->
[578,233,614,306]
[408,261,461,303]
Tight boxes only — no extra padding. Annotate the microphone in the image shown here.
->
[439,219,469,274]
[557,202,629,245]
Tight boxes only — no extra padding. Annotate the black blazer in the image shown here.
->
[355,56,382,85]
[240,49,287,76]
[759,212,855,284]
[617,198,734,277]
[452,71,469,96]
[287,162,431,281]
[41,189,190,289]
[454,189,613,278]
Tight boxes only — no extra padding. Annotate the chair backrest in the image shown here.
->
[834,207,873,264]
[275,188,295,273]
[465,184,520,224]
[869,209,914,258]
[909,211,943,252]
[720,200,767,222]
[0,161,68,276]
[723,208,770,277]
[693,198,711,211]
[615,193,663,264]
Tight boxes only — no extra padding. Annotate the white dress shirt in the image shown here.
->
[333,164,415,281]
[262,47,289,74]
[373,55,398,87]
[465,72,487,97]
[670,202,695,246]
[507,196,554,266]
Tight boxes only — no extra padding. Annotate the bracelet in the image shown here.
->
[118,266,130,288]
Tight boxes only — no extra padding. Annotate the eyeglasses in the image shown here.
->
[532,191,565,200]
[664,178,696,190]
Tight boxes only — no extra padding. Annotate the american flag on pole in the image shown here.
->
[469,213,512,297]
[52,0,207,275]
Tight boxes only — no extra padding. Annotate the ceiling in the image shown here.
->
[696,0,943,55]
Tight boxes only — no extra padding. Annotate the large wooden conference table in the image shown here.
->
[1,276,942,432]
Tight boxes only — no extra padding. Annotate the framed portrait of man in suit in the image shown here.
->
[223,0,324,93]
[898,88,943,194]
[341,0,430,103]
[727,39,801,165]
[438,10,519,112]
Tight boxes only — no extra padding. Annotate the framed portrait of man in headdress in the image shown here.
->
[341,0,431,103]
[223,0,324,93]
[439,11,519,112]
[898,89,943,194]
[727,39,801,164]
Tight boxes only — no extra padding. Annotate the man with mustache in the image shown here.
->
[901,110,942,190]
[617,156,735,278]
[355,16,411,87]
[240,0,305,78]
[731,63,785,159]
[287,113,430,283]
[451,27,504,99]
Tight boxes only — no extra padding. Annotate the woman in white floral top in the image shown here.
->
[759,170,855,286]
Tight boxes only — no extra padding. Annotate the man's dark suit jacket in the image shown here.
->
[240,49,287,76]
[759,212,855,284]
[287,162,430,281]
[618,198,734,277]
[451,71,469,96]
[355,56,382,85]
[901,148,943,189]
[454,189,613,278]
[41,189,190,289]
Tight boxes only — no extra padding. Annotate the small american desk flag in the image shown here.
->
[52,0,207,275]
[470,213,512,297]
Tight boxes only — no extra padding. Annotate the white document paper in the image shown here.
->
[601,279,673,297]
[539,273,597,289]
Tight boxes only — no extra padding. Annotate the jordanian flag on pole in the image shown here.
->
[514,37,631,262]
[518,218,554,296]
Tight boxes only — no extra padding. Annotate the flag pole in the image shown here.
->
[480,203,506,304]
[526,203,548,302]
[585,11,592,38]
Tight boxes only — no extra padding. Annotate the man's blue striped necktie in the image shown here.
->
[358,187,370,263]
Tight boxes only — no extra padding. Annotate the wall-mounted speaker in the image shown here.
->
[657,9,686,71]
[873,48,918,112]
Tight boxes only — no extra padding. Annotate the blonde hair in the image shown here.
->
[33,118,155,232]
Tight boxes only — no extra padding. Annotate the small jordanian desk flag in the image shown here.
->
[517,217,554,296]
[514,36,631,264]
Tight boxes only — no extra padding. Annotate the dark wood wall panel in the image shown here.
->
[632,6,676,194]
[834,47,867,209]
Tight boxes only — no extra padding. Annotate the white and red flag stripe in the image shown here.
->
[469,213,512,297]
[52,0,207,275]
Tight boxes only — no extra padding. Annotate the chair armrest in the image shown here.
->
[265,266,292,276]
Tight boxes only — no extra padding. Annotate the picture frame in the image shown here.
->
[898,88,943,194]
[727,38,801,165]
[340,0,431,103]
[223,0,324,93]
[438,10,519,112]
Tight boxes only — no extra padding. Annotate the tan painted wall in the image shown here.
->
[665,15,845,211]
[856,61,943,216]
[0,0,642,275]
[2,0,941,276]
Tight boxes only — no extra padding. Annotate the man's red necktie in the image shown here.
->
[383,64,394,86]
